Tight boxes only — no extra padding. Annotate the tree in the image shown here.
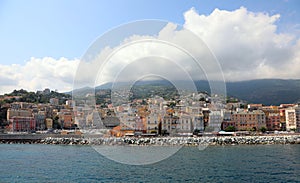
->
[225,126,236,132]
[0,107,8,127]
[52,116,61,129]
[260,126,267,133]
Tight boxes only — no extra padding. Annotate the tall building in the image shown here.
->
[208,110,222,132]
[295,107,300,132]
[34,112,46,130]
[262,106,281,131]
[59,110,74,129]
[266,112,281,131]
[146,113,160,134]
[178,113,192,134]
[45,118,53,129]
[279,108,287,131]
[192,113,204,132]
[285,108,297,131]
[162,114,179,135]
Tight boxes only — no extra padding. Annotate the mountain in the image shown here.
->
[71,79,300,106]
[226,79,300,105]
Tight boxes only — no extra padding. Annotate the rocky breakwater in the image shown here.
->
[39,135,300,146]
[40,137,89,145]
[88,135,300,146]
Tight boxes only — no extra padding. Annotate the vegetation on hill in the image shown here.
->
[79,79,300,106]
[1,89,71,105]
[129,83,179,101]
[3,79,300,106]
[226,79,300,105]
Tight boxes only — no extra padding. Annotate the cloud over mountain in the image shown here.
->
[184,7,299,80]
[1,7,299,94]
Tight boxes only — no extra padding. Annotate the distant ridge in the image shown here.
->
[226,79,300,105]
[71,79,300,105]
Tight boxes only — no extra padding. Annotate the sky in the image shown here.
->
[0,0,300,94]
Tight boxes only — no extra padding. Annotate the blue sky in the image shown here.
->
[0,0,300,94]
[1,0,299,65]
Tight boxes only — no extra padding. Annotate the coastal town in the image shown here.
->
[0,87,300,141]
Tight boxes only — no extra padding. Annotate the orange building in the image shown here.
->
[266,113,281,131]
[279,109,287,131]
[60,112,73,129]
[231,110,266,131]
[262,106,281,131]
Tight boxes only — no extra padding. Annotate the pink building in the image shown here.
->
[9,116,36,132]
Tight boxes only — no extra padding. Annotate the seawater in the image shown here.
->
[0,144,299,182]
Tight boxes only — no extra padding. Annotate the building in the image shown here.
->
[285,108,296,131]
[135,116,145,132]
[66,100,75,108]
[178,113,192,134]
[119,113,137,132]
[221,111,234,130]
[266,112,281,131]
[295,107,300,132]
[59,111,74,129]
[221,120,236,131]
[192,113,204,132]
[9,116,36,132]
[43,88,51,95]
[7,108,32,121]
[208,110,222,132]
[279,108,287,131]
[262,106,281,131]
[34,112,46,130]
[146,113,160,134]
[162,114,179,135]
[202,108,210,129]
[49,98,59,106]
[46,118,53,129]
[247,104,263,111]
[231,110,266,131]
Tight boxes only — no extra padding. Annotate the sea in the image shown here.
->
[0,144,299,182]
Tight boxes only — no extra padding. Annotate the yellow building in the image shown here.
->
[46,118,53,129]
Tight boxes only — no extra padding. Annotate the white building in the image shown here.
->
[285,108,297,131]
[178,114,192,133]
[294,107,300,132]
[146,112,160,133]
[208,110,222,132]
[192,113,204,131]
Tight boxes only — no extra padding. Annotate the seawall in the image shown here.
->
[1,134,299,146]
[85,135,300,146]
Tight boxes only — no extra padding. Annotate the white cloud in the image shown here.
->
[89,6,300,86]
[1,7,300,94]
[183,7,299,80]
[0,57,79,94]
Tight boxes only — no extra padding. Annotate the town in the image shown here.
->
[0,87,300,138]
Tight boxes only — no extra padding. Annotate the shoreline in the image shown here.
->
[1,134,300,146]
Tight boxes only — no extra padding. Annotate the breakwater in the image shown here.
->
[0,134,82,144]
[86,135,300,146]
[2,134,299,146]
